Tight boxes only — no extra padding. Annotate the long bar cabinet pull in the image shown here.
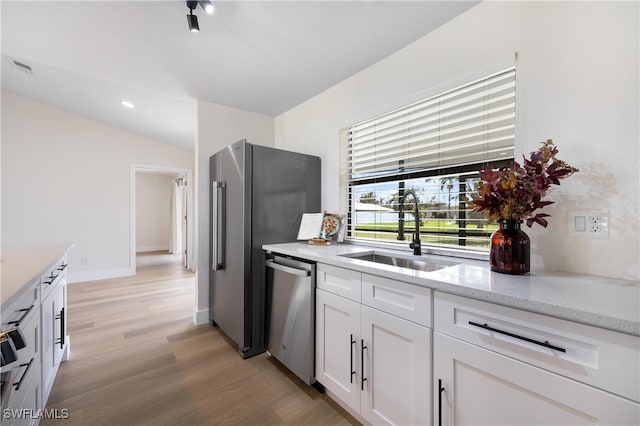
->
[349,334,356,384]
[438,379,445,426]
[360,339,367,391]
[55,308,66,348]
[468,321,566,353]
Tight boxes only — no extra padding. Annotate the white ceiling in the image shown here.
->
[1,1,478,151]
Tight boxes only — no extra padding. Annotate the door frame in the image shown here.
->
[130,163,194,273]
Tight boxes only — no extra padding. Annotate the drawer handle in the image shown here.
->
[8,305,35,326]
[57,264,68,272]
[468,321,566,353]
[44,274,59,285]
[13,357,34,391]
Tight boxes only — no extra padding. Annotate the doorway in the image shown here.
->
[130,164,193,274]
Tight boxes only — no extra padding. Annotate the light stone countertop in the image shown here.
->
[1,242,75,306]
[263,242,640,337]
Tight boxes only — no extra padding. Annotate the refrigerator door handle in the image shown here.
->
[212,181,226,270]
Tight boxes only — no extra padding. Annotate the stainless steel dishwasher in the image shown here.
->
[265,255,316,385]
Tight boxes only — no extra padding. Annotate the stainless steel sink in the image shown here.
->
[340,251,458,272]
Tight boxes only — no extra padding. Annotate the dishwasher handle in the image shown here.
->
[265,259,311,277]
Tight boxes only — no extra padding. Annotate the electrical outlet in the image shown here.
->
[568,211,609,239]
[80,257,88,266]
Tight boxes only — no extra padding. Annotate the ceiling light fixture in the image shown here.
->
[199,0,214,15]
[121,100,135,109]
[186,1,199,32]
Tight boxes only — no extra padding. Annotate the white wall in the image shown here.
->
[194,99,274,324]
[135,173,173,252]
[275,1,639,281]
[1,91,194,282]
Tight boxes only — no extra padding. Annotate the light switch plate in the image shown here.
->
[568,211,609,239]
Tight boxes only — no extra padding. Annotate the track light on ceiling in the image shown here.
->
[186,1,199,32]
[199,0,214,15]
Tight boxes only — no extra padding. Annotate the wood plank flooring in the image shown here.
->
[42,261,358,425]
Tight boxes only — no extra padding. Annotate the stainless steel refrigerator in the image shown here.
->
[209,139,321,358]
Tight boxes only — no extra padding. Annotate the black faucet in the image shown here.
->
[398,190,422,255]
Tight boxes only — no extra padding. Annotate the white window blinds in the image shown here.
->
[347,67,516,181]
[342,67,516,253]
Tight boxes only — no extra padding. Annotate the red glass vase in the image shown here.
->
[490,219,530,275]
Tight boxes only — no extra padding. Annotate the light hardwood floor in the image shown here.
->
[135,250,182,268]
[42,261,358,425]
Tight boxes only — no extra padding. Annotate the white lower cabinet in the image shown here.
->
[2,248,69,426]
[316,288,361,411]
[3,368,41,426]
[41,276,66,403]
[2,296,41,426]
[433,291,640,426]
[314,261,639,426]
[434,331,639,426]
[316,287,430,425]
[360,305,430,425]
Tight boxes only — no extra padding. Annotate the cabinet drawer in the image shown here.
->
[1,280,39,329]
[317,264,361,302]
[41,255,68,300]
[434,332,639,426]
[362,274,431,327]
[434,291,640,402]
[3,358,41,426]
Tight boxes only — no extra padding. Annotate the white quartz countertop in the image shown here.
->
[1,242,74,306]
[263,242,640,337]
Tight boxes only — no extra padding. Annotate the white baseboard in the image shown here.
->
[67,267,135,284]
[193,307,210,326]
[136,245,169,253]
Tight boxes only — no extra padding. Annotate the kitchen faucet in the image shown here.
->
[398,190,422,255]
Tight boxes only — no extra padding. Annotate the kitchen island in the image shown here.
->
[1,242,73,426]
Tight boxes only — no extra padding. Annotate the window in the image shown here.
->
[342,67,516,253]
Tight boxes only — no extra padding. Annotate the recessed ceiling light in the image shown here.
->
[121,100,135,109]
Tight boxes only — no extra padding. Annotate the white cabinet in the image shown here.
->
[360,305,430,426]
[315,289,361,411]
[1,246,71,425]
[2,358,41,426]
[434,332,638,426]
[1,278,41,426]
[41,259,68,404]
[433,292,640,426]
[315,265,431,425]
[317,264,362,302]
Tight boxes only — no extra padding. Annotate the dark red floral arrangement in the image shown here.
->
[470,139,579,228]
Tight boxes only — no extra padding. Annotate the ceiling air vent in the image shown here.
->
[9,58,35,75]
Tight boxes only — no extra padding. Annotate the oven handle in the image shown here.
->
[265,260,311,277]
